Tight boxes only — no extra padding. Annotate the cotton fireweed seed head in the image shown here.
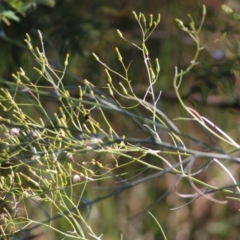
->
[9,128,20,136]
[73,174,81,183]
[30,129,38,138]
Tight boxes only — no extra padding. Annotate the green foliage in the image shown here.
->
[0,0,55,25]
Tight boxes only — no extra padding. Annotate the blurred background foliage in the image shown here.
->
[2,0,240,102]
[1,0,240,239]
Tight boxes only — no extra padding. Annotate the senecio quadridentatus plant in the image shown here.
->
[0,5,239,240]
